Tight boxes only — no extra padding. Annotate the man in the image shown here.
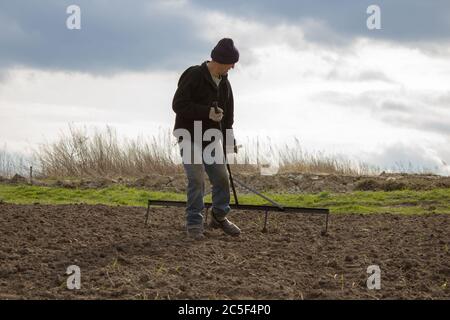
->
[172,38,241,240]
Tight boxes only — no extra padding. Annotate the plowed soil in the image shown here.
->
[0,202,448,299]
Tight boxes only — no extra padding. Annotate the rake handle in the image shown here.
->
[212,101,239,206]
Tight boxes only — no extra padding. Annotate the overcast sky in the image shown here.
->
[1,0,450,174]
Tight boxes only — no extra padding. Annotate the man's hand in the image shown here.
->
[209,107,223,122]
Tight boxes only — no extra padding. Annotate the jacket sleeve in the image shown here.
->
[172,67,210,120]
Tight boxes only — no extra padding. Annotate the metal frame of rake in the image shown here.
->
[145,198,329,234]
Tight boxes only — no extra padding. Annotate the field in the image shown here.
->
[0,183,449,299]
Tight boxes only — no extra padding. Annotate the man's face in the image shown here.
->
[218,63,235,75]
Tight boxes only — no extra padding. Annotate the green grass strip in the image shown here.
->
[0,184,449,215]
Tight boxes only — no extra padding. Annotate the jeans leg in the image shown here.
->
[182,162,205,228]
[204,162,230,221]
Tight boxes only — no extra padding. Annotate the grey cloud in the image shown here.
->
[379,100,450,136]
[0,0,211,74]
[357,71,394,83]
[382,114,450,136]
[352,96,450,136]
[415,43,450,60]
[326,69,395,83]
[1,0,449,74]
[192,0,450,44]
[379,101,409,112]
[419,119,450,136]
[312,91,450,137]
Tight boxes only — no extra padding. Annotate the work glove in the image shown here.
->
[209,106,223,122]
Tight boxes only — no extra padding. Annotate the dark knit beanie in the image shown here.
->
[211,38,239,64]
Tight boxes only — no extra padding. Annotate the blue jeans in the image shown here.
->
[180,142,231,229]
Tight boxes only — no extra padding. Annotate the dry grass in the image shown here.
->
[249,137,378,176]
[36,125,181,178]
[32,125,377,179]
[0,146,33,178]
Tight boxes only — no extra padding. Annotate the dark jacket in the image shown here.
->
[172,61,234,148]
